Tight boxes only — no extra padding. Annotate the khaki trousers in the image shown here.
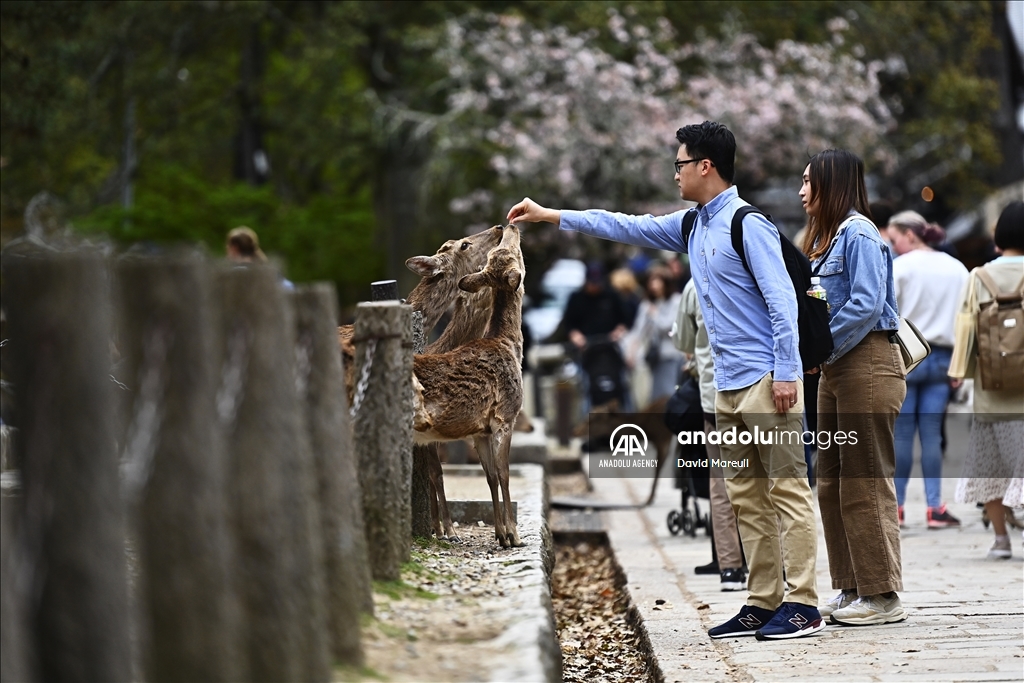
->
[818,331,906,595]
[705,420,743,569]
[717,374,818,610]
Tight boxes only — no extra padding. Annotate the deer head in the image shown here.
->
[457,225,523,295]
[404,225,504,331]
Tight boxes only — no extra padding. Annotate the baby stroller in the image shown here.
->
[581,335,628,408]
[663,373,710,537]
[667,450,710,537]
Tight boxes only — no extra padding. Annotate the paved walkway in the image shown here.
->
[592,458,1024,681]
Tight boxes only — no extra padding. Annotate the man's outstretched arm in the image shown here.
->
[507,197,689,253]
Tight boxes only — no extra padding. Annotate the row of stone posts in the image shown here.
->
[0,243,421,682]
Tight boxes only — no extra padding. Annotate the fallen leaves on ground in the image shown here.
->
[552,541,651,682]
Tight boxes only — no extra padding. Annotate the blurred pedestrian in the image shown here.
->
[675,277,746,592]
[226,226,267,263]
[561,261,632,412]
[609,267,642,328]
[226,226,294,289]
[887,211,969,529]
[626,266,684,402]
[509,120,823,641]
[799,149,907,628]
[950,200,1024,559]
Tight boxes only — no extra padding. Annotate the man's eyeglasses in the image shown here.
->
[674,158,704,173]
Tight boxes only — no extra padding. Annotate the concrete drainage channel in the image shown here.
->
[551,530,662,683]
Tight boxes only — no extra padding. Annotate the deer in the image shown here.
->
[338,225,504,401]
[412,224,526,548]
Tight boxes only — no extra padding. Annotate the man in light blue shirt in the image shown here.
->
[508,121,823,641]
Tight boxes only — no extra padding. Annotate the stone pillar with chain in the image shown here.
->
[1,245,133,682]
[352,300,414,580]
[117,251,241,682]
[217,264,331,682]
[291,284,371,666]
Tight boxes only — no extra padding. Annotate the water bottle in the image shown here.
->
[806,276,827,301]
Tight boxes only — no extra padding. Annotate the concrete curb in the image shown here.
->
[444,463,562,683]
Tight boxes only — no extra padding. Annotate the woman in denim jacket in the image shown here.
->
[798,149,907,627]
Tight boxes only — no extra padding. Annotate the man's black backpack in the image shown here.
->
[682,205,833,372]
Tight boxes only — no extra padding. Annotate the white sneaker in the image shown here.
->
[819,590,857,618]
[988,536,1012,560]
[830,593,907,626]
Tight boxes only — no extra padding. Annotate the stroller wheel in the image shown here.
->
[667,510,682,535]
[682,509,695,537]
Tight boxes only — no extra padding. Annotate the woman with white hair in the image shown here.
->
[887,211,969,529]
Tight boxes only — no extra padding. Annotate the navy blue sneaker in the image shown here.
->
[708,604,776,639]
[754,602,826,640]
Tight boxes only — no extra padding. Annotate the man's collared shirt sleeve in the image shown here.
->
[559,209,689,252]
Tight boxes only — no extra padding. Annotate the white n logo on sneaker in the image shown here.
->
[738,614,762,630]
[788,613,808,628]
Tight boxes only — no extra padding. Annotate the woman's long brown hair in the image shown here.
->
[801,149,875,261]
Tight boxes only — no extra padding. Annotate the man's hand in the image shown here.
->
[609,324,627,343]
[772,380,799,414]
[507,197,560,226]
[949,378,963,390]
[569,330,587,349]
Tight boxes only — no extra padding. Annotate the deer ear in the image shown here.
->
[406,256,441,277]
[459,272,488,293]
[506,270,522,291]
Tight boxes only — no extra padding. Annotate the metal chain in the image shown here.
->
[120,324,171,503]
[217,325,249,429]
[294,332,313,400]
[350,338,377,418]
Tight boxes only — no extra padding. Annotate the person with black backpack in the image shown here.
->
[797,149,907,629]
[507,121,825,641]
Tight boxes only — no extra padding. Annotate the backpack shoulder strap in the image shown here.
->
[974,268,1002,299]
[975,266,1024,304]
[730,205,769,273]
[680,209,698,249]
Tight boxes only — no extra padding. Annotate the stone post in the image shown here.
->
[352,301,413,579]
[115,252,240,682]
[1,246,133,682]
[218,265,330,682]
[291,284,371,665]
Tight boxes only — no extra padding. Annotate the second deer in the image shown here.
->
[412,224,526,548]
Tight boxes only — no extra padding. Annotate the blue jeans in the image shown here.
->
[894,347,953,509]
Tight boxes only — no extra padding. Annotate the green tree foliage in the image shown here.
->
[0,0,1010,308]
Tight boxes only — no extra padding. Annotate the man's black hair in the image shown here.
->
[993,200,1024,252]
[675,121,736,184]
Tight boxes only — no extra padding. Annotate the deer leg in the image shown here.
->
[644,442,670,506]
[428,444,459,541]
[474,435,506,547]
[428,475,442,537]
[494,427,523,548]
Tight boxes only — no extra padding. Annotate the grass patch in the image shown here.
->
[413,536,454,550]
[373,579,438,601]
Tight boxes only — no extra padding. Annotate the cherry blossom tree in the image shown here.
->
[434,10,895,217]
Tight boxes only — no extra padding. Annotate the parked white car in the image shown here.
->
[523,259,586,342]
